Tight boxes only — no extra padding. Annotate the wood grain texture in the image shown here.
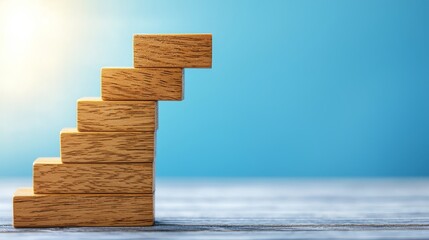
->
[13,188,154,227]
[134,34,212,68]
[33,158,154,194]
[101,68,184,101]
[77,97,157,132]
[60,128,155,163]
[4,179,429,237]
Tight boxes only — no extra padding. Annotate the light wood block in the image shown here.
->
[134,34,212,68]
[13,188,154,227]
[77,97,157,132]
[33,158,154,194]
[101,68,183,101]
[60,128,155,163]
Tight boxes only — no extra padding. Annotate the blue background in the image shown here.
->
[0,0,428,177]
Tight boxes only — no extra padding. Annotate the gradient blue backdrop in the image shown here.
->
[0,0,428,177]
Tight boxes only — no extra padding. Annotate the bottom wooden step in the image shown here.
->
[13,188,154,227]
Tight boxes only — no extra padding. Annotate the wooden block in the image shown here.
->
[61,128,155,163]
[101,68,184,101]
[77,97,157,132]
[13,188,154,227]
[33,158,153,194]
[134,34,212,68]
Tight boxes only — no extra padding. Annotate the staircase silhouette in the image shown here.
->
[13,34,212,227]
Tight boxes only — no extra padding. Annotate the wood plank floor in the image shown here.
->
[1,178,429,239]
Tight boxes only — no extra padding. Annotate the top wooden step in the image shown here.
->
[134,34,212,68]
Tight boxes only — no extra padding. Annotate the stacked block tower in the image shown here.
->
[13,34,212,227]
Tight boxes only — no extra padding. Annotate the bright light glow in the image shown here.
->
[0,0,68,97]
[3,1,39,58]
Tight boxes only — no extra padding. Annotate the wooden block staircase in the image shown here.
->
[13,34,212,227]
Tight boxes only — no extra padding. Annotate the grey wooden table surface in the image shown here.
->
[1,178,429,239]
